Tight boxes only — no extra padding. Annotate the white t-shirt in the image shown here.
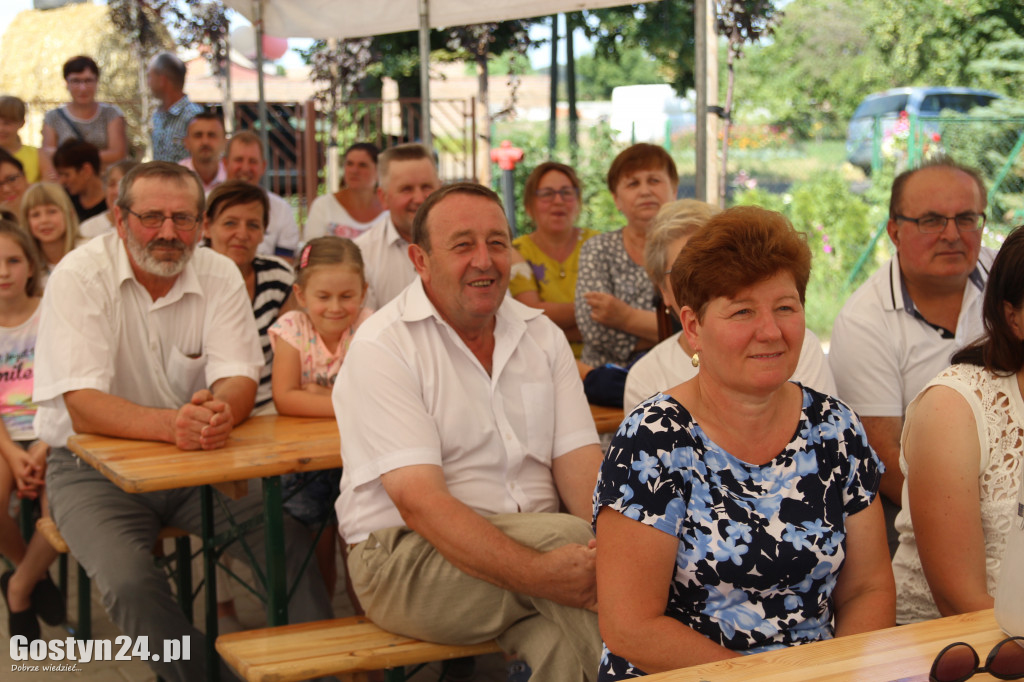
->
[78,212,114,240]
[353,213,417,310]
[623,328,837,412]
[258,192,300,259]
[305,193,386,241]
[829,249,994,417]
[33,232,263,447]
[334,280,600,544]
[0,305,41,441]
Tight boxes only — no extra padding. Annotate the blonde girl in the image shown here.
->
[0,220,61,640]
[269,236,371,596]
[18,182,79,285]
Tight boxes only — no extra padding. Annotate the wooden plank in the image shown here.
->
[216,616,502,682]
[66,416,341,494]
[642,609,1007,682]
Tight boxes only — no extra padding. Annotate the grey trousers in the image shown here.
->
[45,446,334,682]
[347,512,602,682]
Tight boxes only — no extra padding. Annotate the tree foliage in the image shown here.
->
[736,0,1024,139]
[579,2,698,96]
[573,46,665,101]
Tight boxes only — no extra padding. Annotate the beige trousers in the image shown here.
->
[347,512,601,682]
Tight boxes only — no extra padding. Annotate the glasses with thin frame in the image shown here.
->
[930,636,1024,682]
[67,77,98,87]
[535,188,579,202]
[0,173,25,190]
[894,212,987,233]
[125,208,201,232]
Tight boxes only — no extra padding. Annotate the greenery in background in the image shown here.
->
[733,0,1024,139]
[572,46,666,100]
[733,172,888,337]
[491,120,625,238]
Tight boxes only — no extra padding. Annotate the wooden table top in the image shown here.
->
[66,415,341,495]
[591,404,625,434]
[642,609,1010,682]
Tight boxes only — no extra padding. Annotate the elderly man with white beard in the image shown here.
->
[32,162,332,682]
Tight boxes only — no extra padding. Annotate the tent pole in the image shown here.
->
[418,0,432,149]
[255,0,271,191]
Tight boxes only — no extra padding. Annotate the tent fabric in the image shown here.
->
[223,0,631,39]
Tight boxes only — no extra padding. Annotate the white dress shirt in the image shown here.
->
[33,231,263,447]
[259,192,300,259]
[353,214,417,309]
[334,279,600,544]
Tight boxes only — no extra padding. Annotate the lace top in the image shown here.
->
[892,363,1024,624]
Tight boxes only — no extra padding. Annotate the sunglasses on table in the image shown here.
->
[930,637,1024,682]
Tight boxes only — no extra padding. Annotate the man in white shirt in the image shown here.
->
[34,162,331,682]
[178,110,226,194]
[225,131,299,261]
[336,183,603,681]
[354,143,441,308]
[829,158,994,549]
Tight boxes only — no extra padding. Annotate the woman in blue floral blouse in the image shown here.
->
[593,206,895,679]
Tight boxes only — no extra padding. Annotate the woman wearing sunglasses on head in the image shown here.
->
[893,225,1024,625]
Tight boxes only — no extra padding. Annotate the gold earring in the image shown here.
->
[691,352,700,368]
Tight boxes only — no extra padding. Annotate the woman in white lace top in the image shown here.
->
[892,225,1024,624]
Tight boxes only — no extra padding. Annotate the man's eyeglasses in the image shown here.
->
[535,188,579,202]
[894,212,986,233]
[0,173,25,190]
[67,77,98,87]
[930,636,1024,682]
[125,208,200,232]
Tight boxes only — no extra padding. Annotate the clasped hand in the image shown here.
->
[174,389,233,450]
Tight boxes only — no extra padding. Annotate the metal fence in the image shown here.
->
[864,113,1024,231]
[323,97,479,183]
[846,113,1024,285]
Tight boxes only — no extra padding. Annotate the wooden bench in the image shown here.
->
[36,518,194,639]
[217,615,503,682]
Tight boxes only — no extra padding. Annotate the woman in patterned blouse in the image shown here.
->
[575,144,677,369]
[592,206,895,679]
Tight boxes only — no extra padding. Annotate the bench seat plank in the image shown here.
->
[217,616,502,682]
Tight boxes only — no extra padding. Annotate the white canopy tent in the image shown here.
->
[222,0,640,149]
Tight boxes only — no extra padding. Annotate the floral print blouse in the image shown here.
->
[592,386,882,680]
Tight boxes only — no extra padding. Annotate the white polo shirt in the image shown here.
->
[353,214,417,309]
[33,231,263,447]
[334,279,600,545]
[623,328,837,412]
[258,191,300,259]
[829,248,995,417]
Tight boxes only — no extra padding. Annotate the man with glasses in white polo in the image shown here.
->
[32,162,332,682]
[829,157,995,553]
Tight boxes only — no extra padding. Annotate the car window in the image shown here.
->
[919,93,998,114]
[855,95,909,118]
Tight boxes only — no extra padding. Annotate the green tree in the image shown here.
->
[865,0,1024,94]
[573,46,665,100]
[737,0,884,138]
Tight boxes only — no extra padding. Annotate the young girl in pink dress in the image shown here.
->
[0,220,62,640]
[269,236,371,596]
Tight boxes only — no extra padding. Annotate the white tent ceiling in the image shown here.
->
[222,0,632,40]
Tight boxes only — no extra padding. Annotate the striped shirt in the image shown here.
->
[252,256,294,408]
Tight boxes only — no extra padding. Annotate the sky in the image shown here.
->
[0,0,590,71]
